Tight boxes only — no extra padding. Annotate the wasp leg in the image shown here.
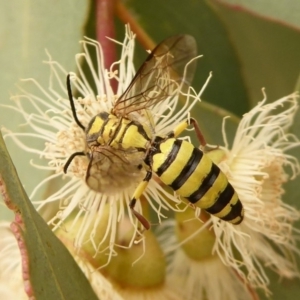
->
[169,118,218,152]
[129,170,152,230]
[188,118,207,147]
[167,118,206,145]
[189,118,220,152]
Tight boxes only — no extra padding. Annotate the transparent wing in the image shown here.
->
[86,147,145,193]
[113,35,197,117]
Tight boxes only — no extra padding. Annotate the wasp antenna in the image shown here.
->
[66,74,86,131]
[64,151,86,173]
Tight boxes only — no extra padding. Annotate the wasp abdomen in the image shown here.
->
[152,138,244,224]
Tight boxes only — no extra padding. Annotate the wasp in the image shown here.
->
[64,35,244,229]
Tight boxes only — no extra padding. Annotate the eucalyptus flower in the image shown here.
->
[0,222,28,300]
[168,92,300,295]
[3,26,209,265]
[3,23,300,297]
[158,218,254,300]
[215,92,300,292]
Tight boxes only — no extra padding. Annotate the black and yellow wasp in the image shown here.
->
[64,35,244,229]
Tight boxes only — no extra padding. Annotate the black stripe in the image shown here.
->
[118,120,134,145]
[206,183,234,214]
[220,198,243,223]
[98,115,110,136]
[171,147,203,190]
[98,111,110,120]
[187,163,220,204]
[95,112,110,134]
[108,118,125,145]
[156,139,182,177]
[137,123,151,141]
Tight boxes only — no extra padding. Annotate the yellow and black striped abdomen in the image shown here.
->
[152,138,244,224]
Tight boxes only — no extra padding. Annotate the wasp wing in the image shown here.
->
[86,146,145,193]
[113,35,197,117]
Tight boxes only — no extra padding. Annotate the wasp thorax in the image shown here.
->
[83,111,152,194]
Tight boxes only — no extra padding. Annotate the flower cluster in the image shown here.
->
[1,26,300,299]
[214,92,300,291]
[3,27,209,264]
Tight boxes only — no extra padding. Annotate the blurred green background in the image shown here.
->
[0,1,300,299]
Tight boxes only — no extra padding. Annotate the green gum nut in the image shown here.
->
[56,204,112,266]
[104,229,166,289]
[175,209,216,261]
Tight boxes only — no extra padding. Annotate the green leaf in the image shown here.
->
[284,77,300,219]
[214,0,300,30]
[123,0,249,116]
[0,0,90,205]
[210,1,300,107]
[193,100,240,146]
[295,73,300,93]
[0,132,98,300]
[260,269,300,300]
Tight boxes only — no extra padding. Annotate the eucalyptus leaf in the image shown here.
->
[215,0,300,30]
[124,0,249,116]
[0,133,98,300]
[193,100,240,146]
[210,1,300,107]
[0,0,90,207]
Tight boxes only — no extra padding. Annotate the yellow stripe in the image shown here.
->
[213,193,239,218]
[154,140,194,185]
[230,215,243,225]
[88,116,105,135]
[110,121,127,148]
[189,171,228,209]
[120,125,149,149]
[176,154,212,197]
